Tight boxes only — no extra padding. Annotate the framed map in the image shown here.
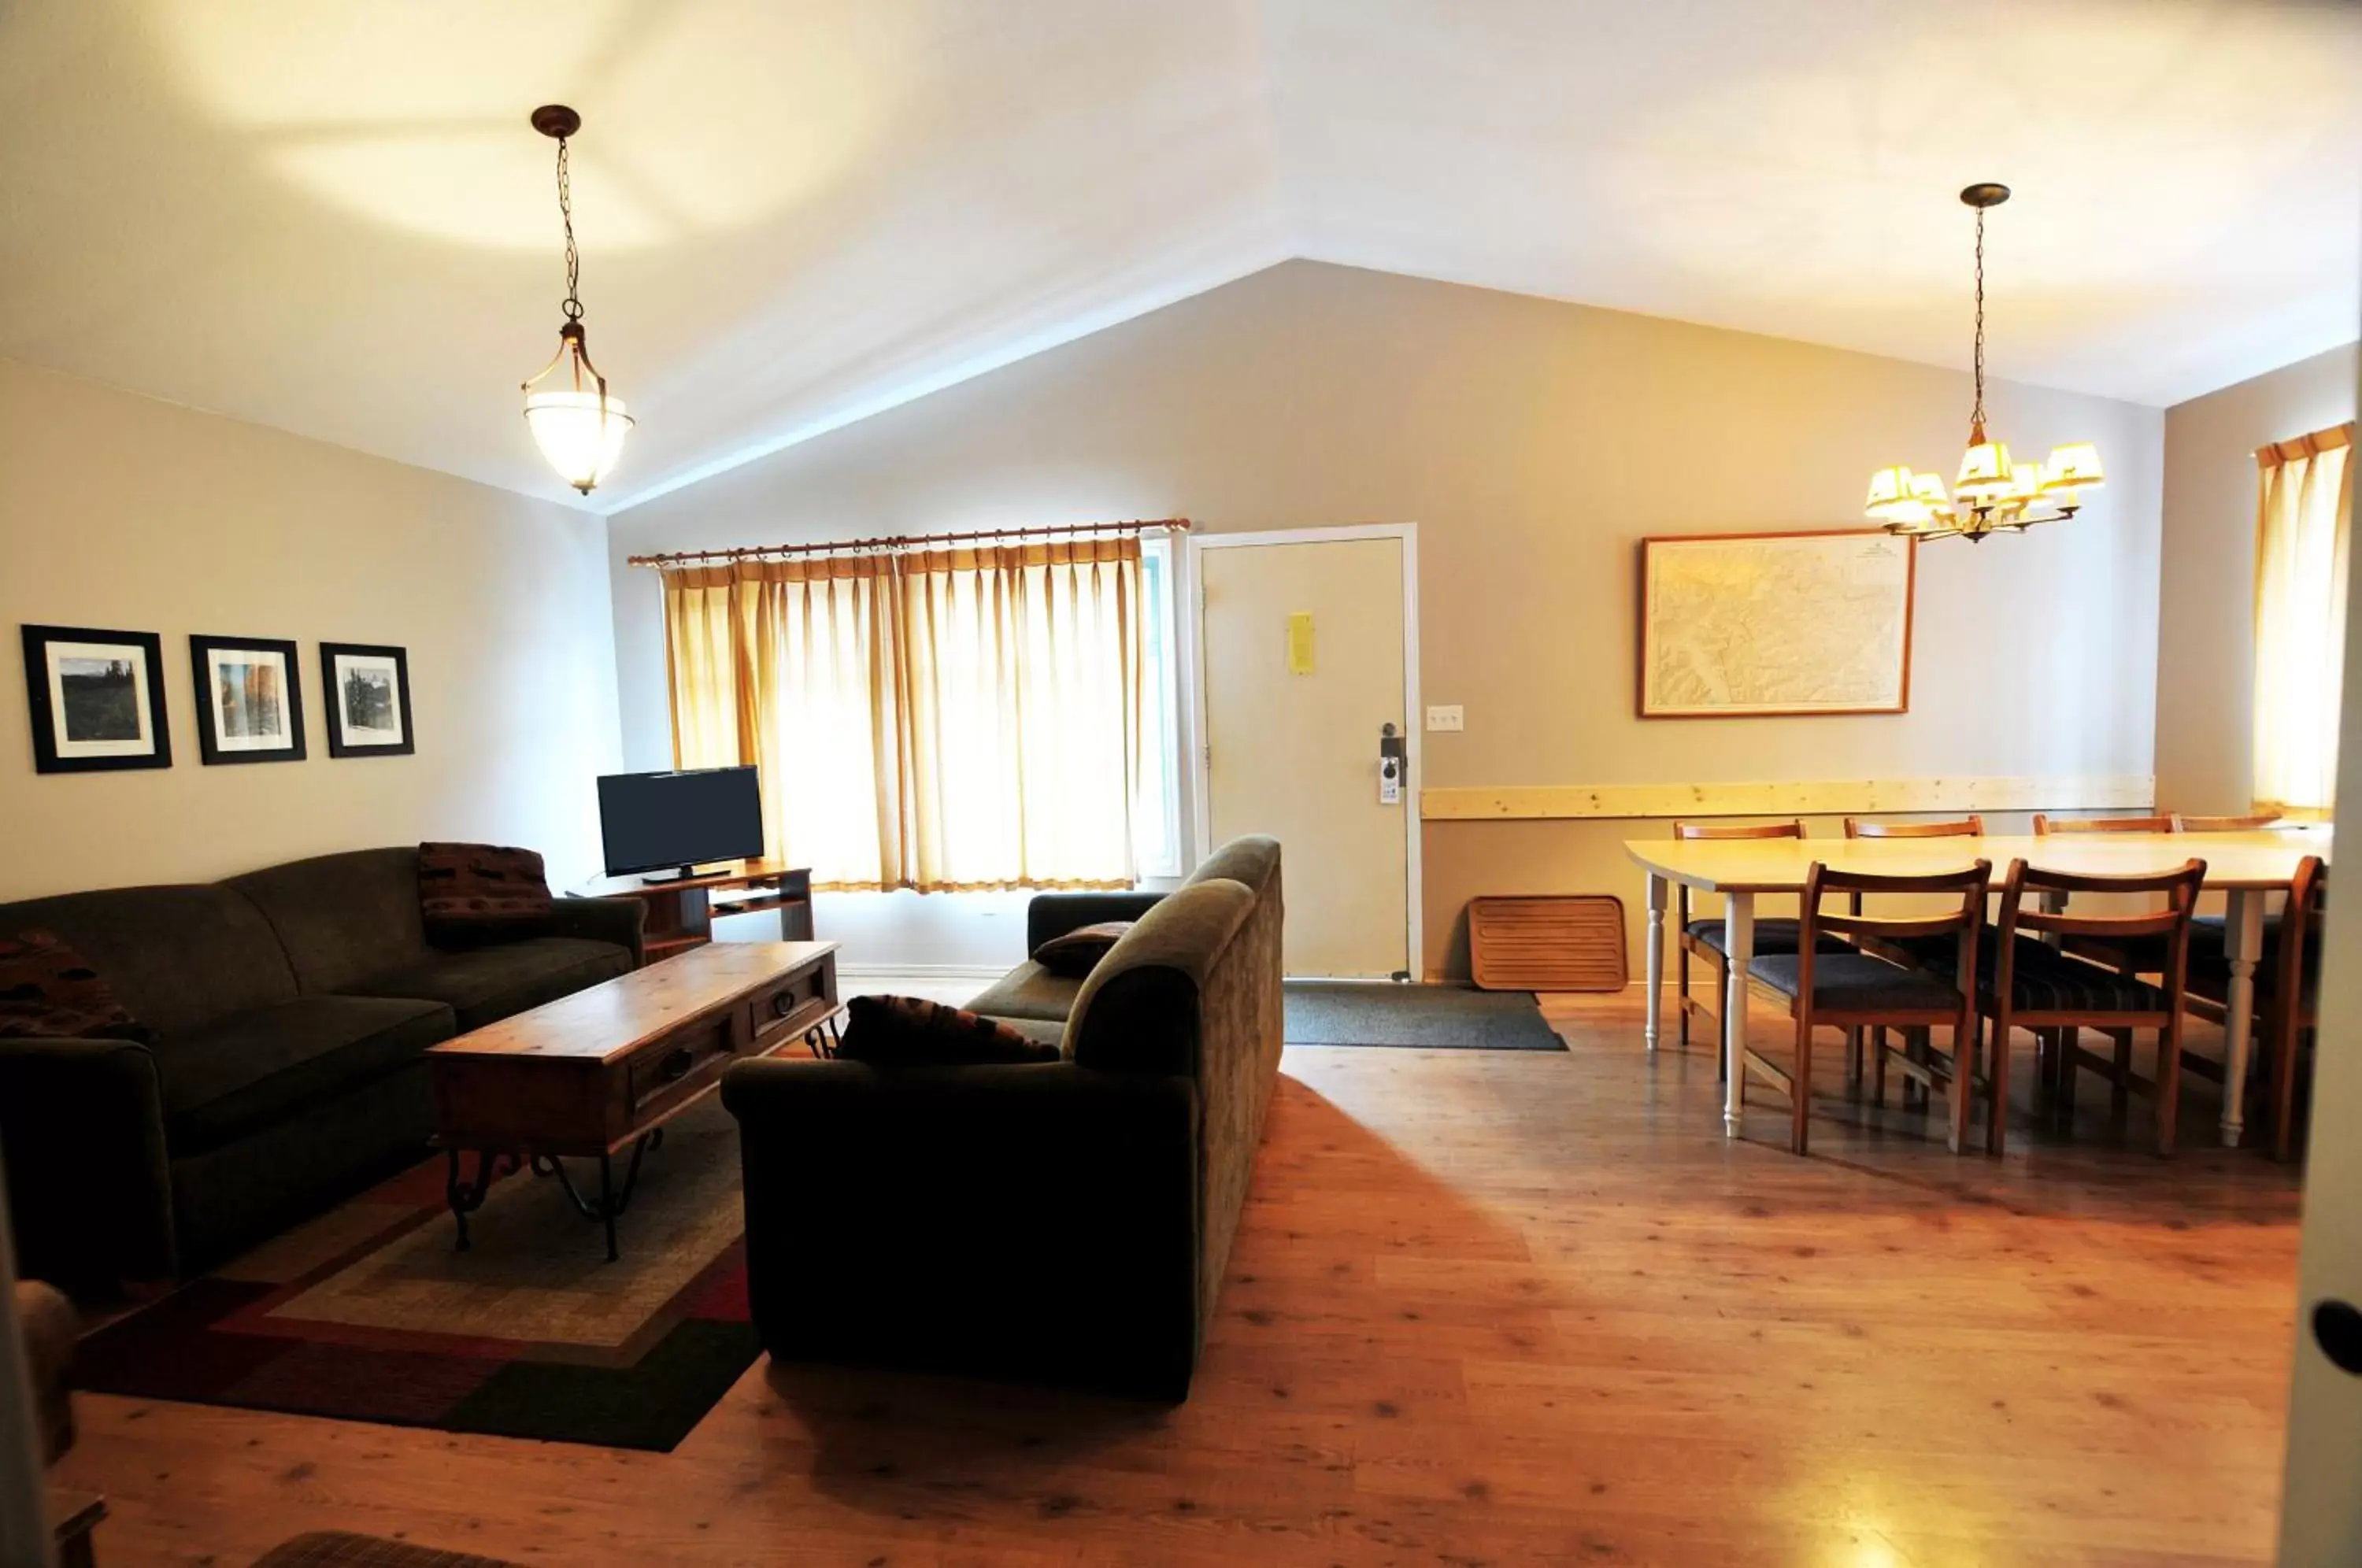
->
[1638,529,1914,718]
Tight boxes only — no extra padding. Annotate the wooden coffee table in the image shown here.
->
[427,940,839,1259]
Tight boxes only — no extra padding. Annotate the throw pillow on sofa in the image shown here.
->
[0,929,153,1042]
[1030,920,1134,977]
[418,841,553,943]
[838,995,1061,1067]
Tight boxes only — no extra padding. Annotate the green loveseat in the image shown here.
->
[0,847,644,1289]
[721,836,1283,1400]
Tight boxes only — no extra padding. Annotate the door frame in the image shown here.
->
[1186,522,1423,978]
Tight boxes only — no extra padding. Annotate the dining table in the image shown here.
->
[1624,827,2333,1148]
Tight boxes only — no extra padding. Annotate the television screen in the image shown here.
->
[597,766,765,877]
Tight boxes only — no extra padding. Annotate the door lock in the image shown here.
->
[1379,722,1405,806]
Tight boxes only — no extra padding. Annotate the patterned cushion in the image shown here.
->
[1684,917,1851,956]
[838,993,1063,1067]
[1031,919,1135,977]
[1923,935,2174,1014]
[1747,951,1965,1011]
[0,928,152,1042]
[417,841,553,939]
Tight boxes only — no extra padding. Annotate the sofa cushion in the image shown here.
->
[1069,878,1256,1076]
[228,849,438,997]
[157,995,454,1153]
[1031,920,1134,978]
[1184,835,1279,898]
[838,995,1062,1067]
[350,936,631,1032]
[964,961,1083,1023]
[0,930,152,1042]
[418,841,553,942]
[0,885,298,1037]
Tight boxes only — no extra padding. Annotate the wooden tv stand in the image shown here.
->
[578,858,814,966]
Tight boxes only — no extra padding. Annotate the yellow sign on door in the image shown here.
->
[1287,612,1316,675]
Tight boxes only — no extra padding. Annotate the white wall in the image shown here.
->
[0,358,624,898]
[607,261,2169,975]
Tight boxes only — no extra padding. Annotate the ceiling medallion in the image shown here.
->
[520,105,632,494]
[1865,184,2103,543]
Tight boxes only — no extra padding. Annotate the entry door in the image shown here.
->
[1197,530,1413,978]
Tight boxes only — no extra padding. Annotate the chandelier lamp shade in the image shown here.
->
[520,105,631,494]
[1866,184,2103,543]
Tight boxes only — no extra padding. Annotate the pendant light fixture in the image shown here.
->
[1865,184,2103,542]
[520,105,631,494]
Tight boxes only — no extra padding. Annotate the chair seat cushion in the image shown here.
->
[1685,918,1851,956]
[348,936,632,1032]
[1922,935,2175,1014]
[1747,952,1964,1011]
[157,995,454,1153]
[963,960,1083,1023]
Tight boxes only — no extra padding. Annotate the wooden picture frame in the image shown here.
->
[320,642,415,758]
[1637,528,1915,719]
[189,634,306,765]
[19,623,173,773]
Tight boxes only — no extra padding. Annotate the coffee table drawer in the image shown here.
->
[627,1008,737,1115]
[746,954,835,1042]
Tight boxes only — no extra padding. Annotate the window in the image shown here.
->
[1134,535,1183,878]
[2252,423,2354,816]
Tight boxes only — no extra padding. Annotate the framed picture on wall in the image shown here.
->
[320,642,415,758]
[188,634,305,765]
[1637,528,1916,718]
[19,623,174,773]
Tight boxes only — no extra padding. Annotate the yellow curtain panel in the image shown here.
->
[661,537,1143,892]
[2252,423,2354,816]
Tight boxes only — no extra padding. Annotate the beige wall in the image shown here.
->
[0,358,623,899]
[2156,342,2359,815]
[608,261,2168,977]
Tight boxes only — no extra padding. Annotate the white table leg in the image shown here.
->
[1723,893,1754,1137]
[2219,889,2265,1149]
[1643,874,1668,1052]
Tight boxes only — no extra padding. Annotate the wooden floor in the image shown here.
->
[55,990,2304,1566]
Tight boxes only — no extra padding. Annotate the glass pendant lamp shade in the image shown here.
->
[524,388,632,494]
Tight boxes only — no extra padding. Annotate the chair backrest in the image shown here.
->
[2031,813,2176,835]
[1994,857,2208,989]
[1797,860,1993,985]
[1673,819,1805,841]
[1843,815,1983,838]
[2280,856,2327,1015]
[2173,814,2282,833]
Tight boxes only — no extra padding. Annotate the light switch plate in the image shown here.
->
[1426,704,1464,732]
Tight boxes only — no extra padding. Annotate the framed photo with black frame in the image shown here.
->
[188,634,306,765]
[19,623,173,774]
[320,642,415,758]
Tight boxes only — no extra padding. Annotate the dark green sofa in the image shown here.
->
[721,837,1283,1400]
[0,847,644,1289]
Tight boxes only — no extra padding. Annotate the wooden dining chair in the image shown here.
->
[2174,814,2282,833]
[1742,860,1990,1155]
[2031,813,2178,835]
[2184,856,2325,1161]
[1672,820,1846,1074]
[1954,857,2208,1156]
[1839,817,1986,1091]
[1842,816,1986,840]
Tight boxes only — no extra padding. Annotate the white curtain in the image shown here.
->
[2252,424,2354,816]
[662,537,1142,892]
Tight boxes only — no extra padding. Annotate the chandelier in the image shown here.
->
[1865,184,2102,542]
[520,105,632,494]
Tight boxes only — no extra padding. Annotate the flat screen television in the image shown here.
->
[597,766,765,878]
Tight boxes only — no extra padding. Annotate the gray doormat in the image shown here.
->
[1283,982,1568,1051]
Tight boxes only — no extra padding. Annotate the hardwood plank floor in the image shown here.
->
[53,990,2302,1566]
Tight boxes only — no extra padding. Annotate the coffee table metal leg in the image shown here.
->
[531,1130,660,1261]
[445,1147,497,1251]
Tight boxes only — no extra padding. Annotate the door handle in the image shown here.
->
[1379,722,1405,772]
[2312,1299,2362,1375]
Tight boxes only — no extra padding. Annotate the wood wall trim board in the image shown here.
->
[1420,776,2158,822]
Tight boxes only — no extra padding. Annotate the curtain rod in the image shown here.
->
[627,517,1192,568]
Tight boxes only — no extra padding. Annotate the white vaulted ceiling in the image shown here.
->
[1,0,2355,512]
